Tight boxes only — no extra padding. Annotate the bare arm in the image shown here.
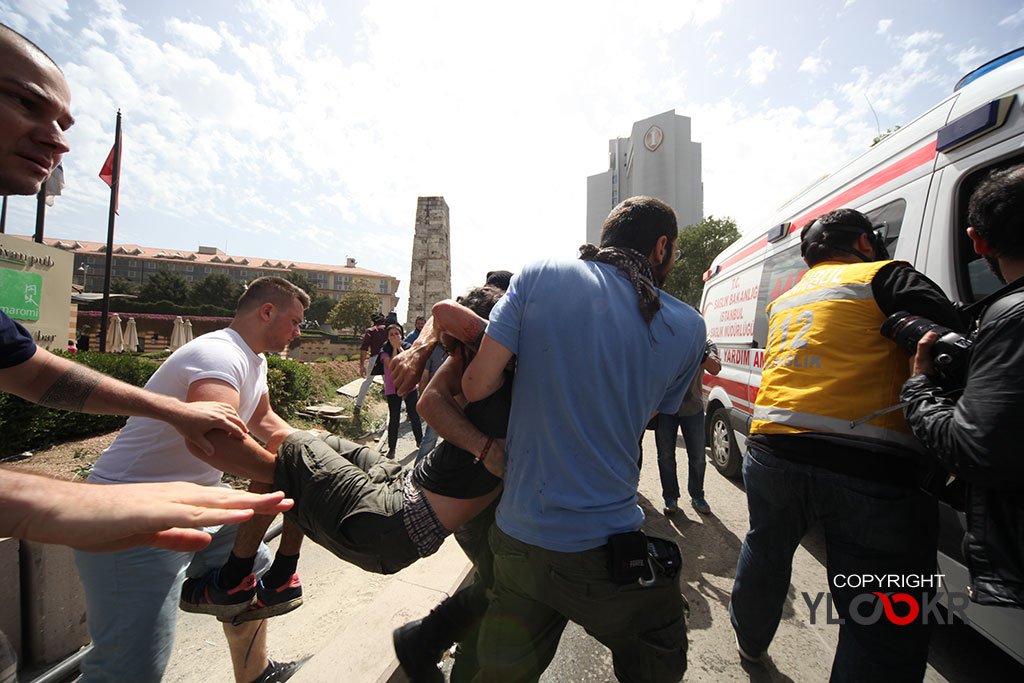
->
[0,346,247,455]
[359,348,368,378]
[462,334,514,403]
[0,468,292,553]
[246,392,294,453]
[182,379,283,482]
[704,341,722,375]
[391,300,489,396]
[420,356,504,472]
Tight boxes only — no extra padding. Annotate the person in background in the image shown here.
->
[380,323,423,457]
[656,337,720,515]
[415,343,446,462]
[354,312,387,415]
[405,316,426,344]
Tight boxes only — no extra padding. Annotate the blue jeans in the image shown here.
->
[74,522,271,682]
[416,424,439,462]
[730,447,937,683]
[654,412,707,501]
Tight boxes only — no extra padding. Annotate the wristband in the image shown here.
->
[474,437,494,464]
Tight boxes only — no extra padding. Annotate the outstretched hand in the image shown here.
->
[10,475,293,553]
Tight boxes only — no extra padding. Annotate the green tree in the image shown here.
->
[306,294,336,324]
[138,269,191,303]
[871,125,901,147]
[189,273,243,308]
[284,271,317,297]
[663,216,741,307]
[110,277,139,296]
[327,279,379,333]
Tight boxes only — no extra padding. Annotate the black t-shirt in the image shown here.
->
[1,311,37,369]
[750,262,964,487]
[411,373,511,499]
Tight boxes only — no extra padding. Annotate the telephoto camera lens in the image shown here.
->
[880,311,972,385]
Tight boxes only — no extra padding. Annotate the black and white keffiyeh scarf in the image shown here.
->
[579,244,662,325]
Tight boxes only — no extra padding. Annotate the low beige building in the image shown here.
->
[26,237,400,314]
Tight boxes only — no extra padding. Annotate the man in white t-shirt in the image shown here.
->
[74,277,309,683]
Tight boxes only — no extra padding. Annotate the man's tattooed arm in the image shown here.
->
[36,363,103,412]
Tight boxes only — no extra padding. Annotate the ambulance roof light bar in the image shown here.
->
[954,46,1024,92]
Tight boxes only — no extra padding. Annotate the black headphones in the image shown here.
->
[802,219,890,261]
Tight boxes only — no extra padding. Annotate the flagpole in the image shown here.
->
[99,110,122,353]
[0,196,6,233]
[33,186,45,243]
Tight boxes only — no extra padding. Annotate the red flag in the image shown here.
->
[99,132,122,214]
[99,146,115,186]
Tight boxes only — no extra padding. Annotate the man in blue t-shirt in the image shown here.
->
[462,196,705,682]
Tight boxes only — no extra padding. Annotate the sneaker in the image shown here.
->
[393,619,444,683]
[663,498,679,515]
[250,657,306,683]
[180,569,255,620]
[735,633,764,664]
[234,574,304,623]
[690,497,712,515]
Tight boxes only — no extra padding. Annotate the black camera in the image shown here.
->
[880,311,972,386]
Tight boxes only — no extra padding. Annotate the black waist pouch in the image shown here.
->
[646,535,682,579]
[609,530,648,583]
[609,532,683,584]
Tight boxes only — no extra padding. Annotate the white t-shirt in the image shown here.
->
[89,328,268,487]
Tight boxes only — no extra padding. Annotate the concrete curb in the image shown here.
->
[290,539,473,682]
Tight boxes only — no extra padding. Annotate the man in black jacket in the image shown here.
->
[902,162,1024,609]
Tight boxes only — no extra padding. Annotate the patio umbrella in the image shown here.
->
[183,319,194,344]
[124,317,139,353]
[106,313,124,353]
[169,316,186,351]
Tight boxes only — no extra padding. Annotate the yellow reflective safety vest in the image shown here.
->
[751,259,919,451]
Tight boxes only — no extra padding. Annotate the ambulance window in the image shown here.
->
[754,244,807,347]
[955,156,1024,302]
[864,199,906,254]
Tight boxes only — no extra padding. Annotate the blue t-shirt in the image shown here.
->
[485,259,705,552]
[0,311,37,369]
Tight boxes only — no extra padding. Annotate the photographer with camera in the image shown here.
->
[902,163,1024,609]
[729,208,963,681]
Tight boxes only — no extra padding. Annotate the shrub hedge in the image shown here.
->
[0,350,160,457]
[79,299,235,317]
[0,352,325,457]
[266,355,314,418]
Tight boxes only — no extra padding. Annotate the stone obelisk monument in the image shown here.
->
[406,196,451,323]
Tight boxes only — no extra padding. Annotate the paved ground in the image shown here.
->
[509,432,1024,683]
[164,427,1024,682]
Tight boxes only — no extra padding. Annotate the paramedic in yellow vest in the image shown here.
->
[728,208,964,682]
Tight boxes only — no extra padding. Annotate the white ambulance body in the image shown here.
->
[699,47,1024,664]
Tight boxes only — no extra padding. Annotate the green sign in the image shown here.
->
[0,269,43,321]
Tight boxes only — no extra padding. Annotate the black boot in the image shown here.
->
[392,618,445,683]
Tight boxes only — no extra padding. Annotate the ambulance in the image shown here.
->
[698,46,1024,664]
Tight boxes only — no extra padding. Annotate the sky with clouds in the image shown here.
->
[1,0,1022,313]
